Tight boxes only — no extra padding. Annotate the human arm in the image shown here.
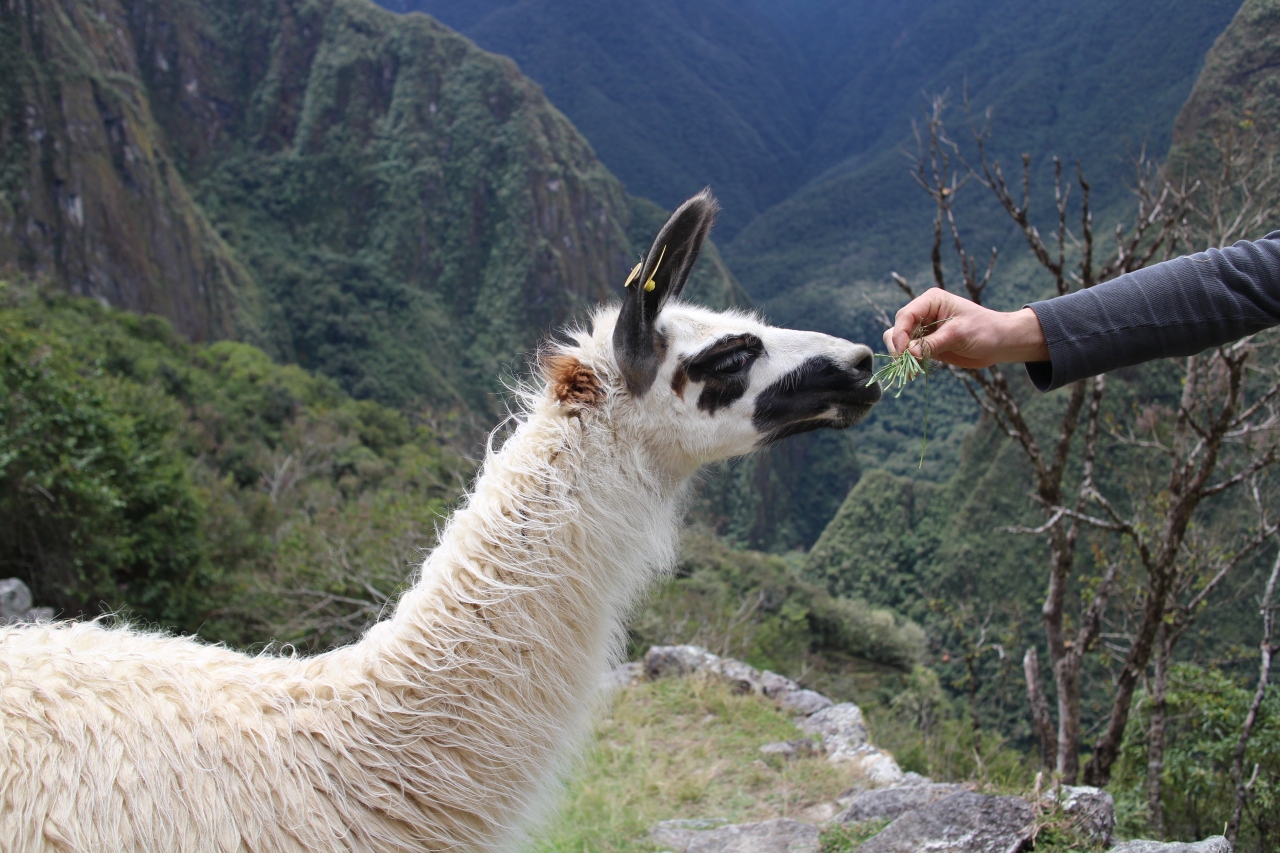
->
[885,232,1280,390]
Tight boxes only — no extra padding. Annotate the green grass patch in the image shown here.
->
[531,677,857,852]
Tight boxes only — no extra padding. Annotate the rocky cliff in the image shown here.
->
[1,0,745,413]
[1,0,255,341]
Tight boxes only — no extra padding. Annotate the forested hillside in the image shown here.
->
[380,0,1238,326]
[0,0,744,419]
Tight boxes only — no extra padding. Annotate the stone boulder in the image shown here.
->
[795,703,904,784]
[0,578,53,626]
[652,818,818,853]
[708,657,769,696]
[834,782,966,824]
[645,646,721,680]
[1107,839,1232,853]
[796,703,869,752]
[1047,785,1115,847]
[642,647,837,716]
[601,661,643,691]
[760,670,801,698]
[855,791,1034,853]
[779,689,833,716]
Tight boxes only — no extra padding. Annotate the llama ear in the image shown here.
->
[613,188,719,396]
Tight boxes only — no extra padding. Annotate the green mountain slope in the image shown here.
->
[729,0,1242,332]
[381,0,1237,323]
[379,0,813,237]
[1174,0,1280,141]
[2,0,747,417]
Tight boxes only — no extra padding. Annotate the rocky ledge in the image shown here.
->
[628,645,1232,853]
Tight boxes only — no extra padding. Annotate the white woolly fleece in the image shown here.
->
[0,322,683,853]
[0,302,873,852]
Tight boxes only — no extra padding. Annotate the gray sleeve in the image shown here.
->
[1024,232,1280,391]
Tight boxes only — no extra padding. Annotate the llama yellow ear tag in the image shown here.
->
[642,245,666,292]
[623,262,642,288]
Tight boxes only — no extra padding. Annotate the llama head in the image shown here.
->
[547,190,881,474]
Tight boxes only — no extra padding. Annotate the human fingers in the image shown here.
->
[891,289,967,355]
[907,314,961,359]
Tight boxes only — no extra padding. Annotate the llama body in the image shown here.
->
[0,192,880,851]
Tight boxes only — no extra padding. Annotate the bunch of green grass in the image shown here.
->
[868,319,951,468]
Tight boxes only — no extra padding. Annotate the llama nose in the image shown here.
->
[853,352,873,374]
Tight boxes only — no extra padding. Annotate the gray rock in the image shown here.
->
[708,657,766,695]
[1107,838,1232,853]
[760,670,801,697]
[1046,785,1115,846]
[601,661,643,691]
[653,818,730,851]
[653,818,819,853]
[855,791,1034,853]
[897,772,933,786]
[759,739,818,759]
[645,645,719,680]
[834,782,965,824]
[0,578,33,616]
[796,703,869,755]
[779,689,834,716]
[0,578,52,626]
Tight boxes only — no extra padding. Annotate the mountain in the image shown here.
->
[377,0,812,238]
[380,1,1239,335]
[0,0,256,342]
[1,0,745,417]
[1174,0,1280,141]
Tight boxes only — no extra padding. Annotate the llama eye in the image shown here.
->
[712,351,751,374]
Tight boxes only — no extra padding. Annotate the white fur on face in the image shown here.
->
[603,303,879,473]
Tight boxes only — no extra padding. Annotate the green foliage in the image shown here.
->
[820,818,890,852]
[0,289,209,628]
[1112,664,1280,850]
[858,665,1038,790]
[631,529,925,676]
[0,282,467,644]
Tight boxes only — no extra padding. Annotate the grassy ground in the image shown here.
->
[530,677,860,852]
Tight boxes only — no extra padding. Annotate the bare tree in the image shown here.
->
[900,94,1280,785]
[1141,479,1279,836]
[1227,543,1280,845]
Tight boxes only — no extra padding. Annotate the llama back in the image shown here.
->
[0,622,402,851]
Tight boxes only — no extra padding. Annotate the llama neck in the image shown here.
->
[340,403,686,846]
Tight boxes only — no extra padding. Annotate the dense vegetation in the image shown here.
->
[0,281,466,644]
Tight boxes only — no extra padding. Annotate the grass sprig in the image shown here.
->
[869,318,952,468]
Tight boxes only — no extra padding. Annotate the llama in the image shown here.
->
[0,190,881,852]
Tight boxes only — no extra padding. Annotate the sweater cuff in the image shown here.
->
[1024,361,1054,392]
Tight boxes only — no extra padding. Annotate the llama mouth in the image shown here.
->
[751,355,881,444]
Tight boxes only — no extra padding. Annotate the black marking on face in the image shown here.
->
[681,334,764,415]
[752,354,881,444]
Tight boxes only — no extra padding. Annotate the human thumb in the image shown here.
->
[910,318,966,360]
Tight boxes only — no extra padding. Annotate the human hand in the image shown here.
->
[882,288,1050,369]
